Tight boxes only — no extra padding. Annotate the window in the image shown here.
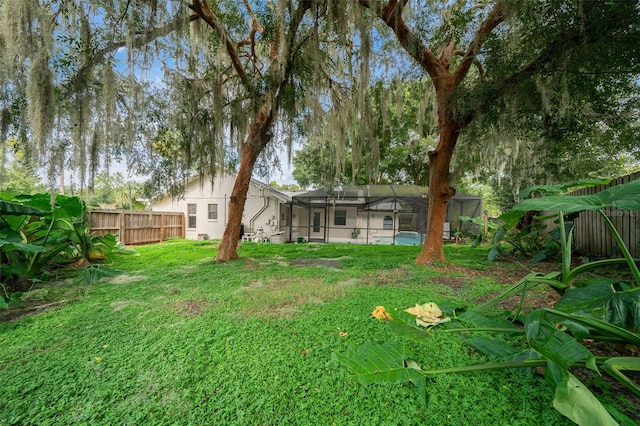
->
[334,209,347,226]
[208,204,218,220]
[188,204,197,228]
[383,215,393,230]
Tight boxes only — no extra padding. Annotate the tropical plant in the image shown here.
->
[0,193,134,308]
[486,210,561,262]
[459,215,499,247]
[0,194,73,289]
[336,179,640,425]
[487,178,612,262]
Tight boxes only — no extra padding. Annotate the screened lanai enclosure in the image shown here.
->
[287,185,482,245]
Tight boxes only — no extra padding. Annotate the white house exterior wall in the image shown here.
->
[152,175,284,241]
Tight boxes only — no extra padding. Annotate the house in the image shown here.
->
[152,175,292,242]
[289,185,482,245]
[152,178,482,245]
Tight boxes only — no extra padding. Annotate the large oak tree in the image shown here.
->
[0,0,361,262]
[358,0,640,264]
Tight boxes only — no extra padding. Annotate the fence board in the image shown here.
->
[538,173,640,258]
[90,210,184,245]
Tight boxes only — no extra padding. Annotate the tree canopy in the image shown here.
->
[1,0,639,264]
[294,79,435,188]
[353,0,640,263]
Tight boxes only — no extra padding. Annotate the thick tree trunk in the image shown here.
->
[216,108,273,261]
[414,74,462,265]
[414,119,460,265]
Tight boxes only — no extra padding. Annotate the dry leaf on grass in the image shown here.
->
[404,302,450,327]
[371,305,393,321]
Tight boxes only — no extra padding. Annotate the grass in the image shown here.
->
[0,240,579,425]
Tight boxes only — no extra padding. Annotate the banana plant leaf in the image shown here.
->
[0,199,49,216]
[456,311,522,330]
[525,311,594,370]
[385,309,432,342]
[8,193,84,219]
[333,341,427,404]
[465,336,536,362]
[513,178,640,213]
[554,284,640,334]
[52,194,84,219]
[552,373,618,426]
[541,308,640,347]
[9,193,53,212]
[74,265,129,285]
[517,178,611,199]
[0,238,49,253]
[554,283,615,315]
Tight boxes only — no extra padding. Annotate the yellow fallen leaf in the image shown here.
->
[371,306,393,321]
[339,331,348,337]
[404,302,450,326]
[405,302,442,319]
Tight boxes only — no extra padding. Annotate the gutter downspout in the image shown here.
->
[250,195,269,232]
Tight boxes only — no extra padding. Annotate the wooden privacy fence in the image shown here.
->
[539,172,640,258]
[90,210,185,245]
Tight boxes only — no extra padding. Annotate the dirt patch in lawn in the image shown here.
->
[432,259,558,285]
[289,257,344,269]
[235,276,348,319]
[361,268,420,287]
[169,299,211,317]
[101,275,148,284]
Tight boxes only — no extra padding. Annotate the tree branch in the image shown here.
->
[64,11,199,98]
[358,0,447,80]
[188,0,253,91]
[461,26,583,126]
[453,0,506,86]
[268,1,312,96]
[454,50,484,79]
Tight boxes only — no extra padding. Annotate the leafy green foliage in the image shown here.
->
[73,265,128,285]
[515,179,640,214]
[459,215,500,247]
[0,192,134,307]
[552,373,618,426]
[337,179,640,425]
[487,217,559,262]
[334,341,427,404]
[516,178,611,199]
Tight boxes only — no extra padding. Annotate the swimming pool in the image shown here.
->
[374,231,425,246]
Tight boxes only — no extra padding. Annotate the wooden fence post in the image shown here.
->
[160,213,165,243]
[119,211,125,244]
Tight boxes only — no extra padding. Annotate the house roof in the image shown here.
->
[291,184,482,210]
[292,184,430,208]
[249,179,291,203]
[293,184,428,199]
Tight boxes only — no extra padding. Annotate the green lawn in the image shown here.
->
[1,241,575,425]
